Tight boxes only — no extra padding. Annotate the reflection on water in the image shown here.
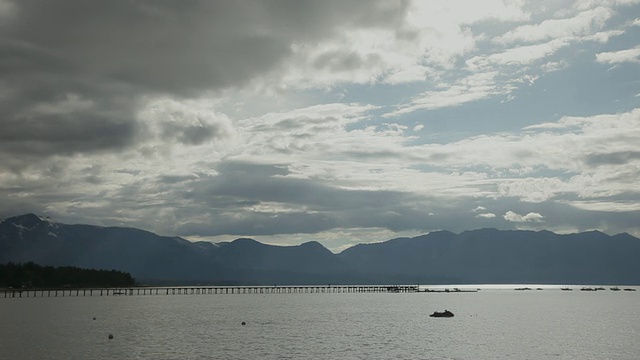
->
[1,288,638,359]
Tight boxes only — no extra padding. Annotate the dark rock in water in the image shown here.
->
[430,310,454,318]
[241,321,246,325]
[108,334,114,339]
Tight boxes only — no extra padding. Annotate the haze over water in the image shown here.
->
[2,288,639,359]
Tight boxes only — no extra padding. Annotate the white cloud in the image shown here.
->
[388,6,627,118]
[271,0,533,91]
[560,200,640,212]
[476,213,496,219]
[581,29,625,43]
[379,108,640,206]
[575,0,640,11]
[467,39,569,68]
[498,178,566,203]
[540,60,569,73]
[503,211,544,222]
[496,7,613,44]
[397,4,626,122]
[472,206,486,212]
[384,71,508,116]
[385,66,431,85]
[595,46,640,64]
[409,0,530,26]
[425,108,640,171]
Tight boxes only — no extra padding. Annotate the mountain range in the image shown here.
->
[1,213,639,285]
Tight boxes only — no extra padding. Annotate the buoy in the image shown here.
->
[93,317,96,320]
[108,334,114,339]
[241,321,246,326]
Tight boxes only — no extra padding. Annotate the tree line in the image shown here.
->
[0,262,135,288]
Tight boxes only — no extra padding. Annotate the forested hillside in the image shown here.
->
[0,262,135,288]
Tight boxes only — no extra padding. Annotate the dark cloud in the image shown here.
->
[4,0,409,95]
[191,161,411,211]
[157,174,200,185]
[178,212,338,237]
[106,161,425,236]
[0,38,72,76]
[115,161,640,238]
[0,0,410,163]
[0,113,138,155]
[313,51,381,72]
[160,122,224,145]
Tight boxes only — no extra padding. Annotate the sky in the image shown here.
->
[1,0,639,252]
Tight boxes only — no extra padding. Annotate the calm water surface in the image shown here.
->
[1,288,639,359]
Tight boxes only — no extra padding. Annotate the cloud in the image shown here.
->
[558,200,640,212]
[276,0,532,89]
[104,160,443,237]
[384,71,507,116]
[5,1,412,94]
[2,1,640,248]
[385,66,431,85]
[574,0,640,11]
[503,211,544,222]
[467,39,569,68]
[595,46,640,64]
[386,6,629,117]
[498,178,566,203]
[0,0,411,164]
[476,213,496,219]
[137,97,234,146]
[0,98,139,158]
[495,7,613,44]
[584,151,640,166]
[388,0,640,118]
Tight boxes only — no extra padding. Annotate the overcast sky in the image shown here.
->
[1,0,639,252]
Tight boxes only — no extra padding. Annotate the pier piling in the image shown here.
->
[0,285,419,298]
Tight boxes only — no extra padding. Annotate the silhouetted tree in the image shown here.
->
[0,262,135,288]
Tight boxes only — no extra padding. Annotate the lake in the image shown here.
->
[1,286,639,359]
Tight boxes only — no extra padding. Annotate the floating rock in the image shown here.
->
[430,310,454,318]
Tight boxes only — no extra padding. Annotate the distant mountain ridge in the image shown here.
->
[1,213,639,285]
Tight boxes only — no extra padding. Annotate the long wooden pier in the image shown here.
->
[1,285,418,298]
